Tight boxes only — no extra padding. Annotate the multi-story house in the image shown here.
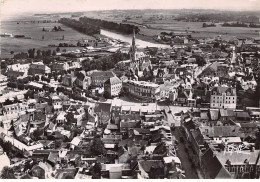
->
[210,86,237,109]
[217,150,260,178]
[51,62,70,72]
[94,102,111,125]
[123,80,160,102]
[104,76,122,98]
[74,71,91,90]
[90,71,116,87]
[62,73,77,87]
[28,62,51,76]
[6,63,30,73]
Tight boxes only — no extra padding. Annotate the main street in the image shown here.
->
[172,127,199,179]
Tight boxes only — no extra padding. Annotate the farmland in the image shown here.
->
[83,10,260,40]
[1,18,95,58]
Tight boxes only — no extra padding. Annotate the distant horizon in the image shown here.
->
[2,8,260,21]
[1,0,260,19]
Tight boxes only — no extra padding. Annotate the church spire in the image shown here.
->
[129,28,137,61]
[132,28,136,52]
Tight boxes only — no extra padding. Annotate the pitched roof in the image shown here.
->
[120,121,138,128]
[104,76,122,85]
[217,150,260,166]
[94,102,111,113]
[47,152,60,164]
[201,148,232,179]
[138,160,164,173]
[191,128,204,145]
[90,71,115,77]
[235,111,250,119]
[211,86,236,96]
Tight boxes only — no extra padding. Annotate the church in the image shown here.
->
[115,29,152,79]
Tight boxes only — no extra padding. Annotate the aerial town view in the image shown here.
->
[0,0,260,179]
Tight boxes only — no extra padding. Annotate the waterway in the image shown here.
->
[100,29,171,49]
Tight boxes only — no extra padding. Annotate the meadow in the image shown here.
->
[1,19,94,58]
[85,11,260,40]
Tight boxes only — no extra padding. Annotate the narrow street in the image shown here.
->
[172,127,199,179]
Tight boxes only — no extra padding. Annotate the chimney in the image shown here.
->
[251,146,255,152]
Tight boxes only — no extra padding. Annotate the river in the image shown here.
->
[100,29,171,49]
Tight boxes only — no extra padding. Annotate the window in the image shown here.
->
[240,166,244,172]
[250,166,254,172]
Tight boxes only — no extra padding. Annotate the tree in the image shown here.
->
[28,49,36,58]
[56,87,64,94]
[10,51,14,55]
[66,112,77,124]
[91,137,106,155]
[31,128,44,141]
[36,50,42,57]
[1,167,15,179]
[52,50,57,56]
[31,166,45,179]
[56,47,60,52]
[62,49,67,53]
[46,49,52,57]
[54,139,63,149]
[35,75,40,82]
[90,162,102,179]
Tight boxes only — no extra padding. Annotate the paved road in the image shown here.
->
[172,127,199,179]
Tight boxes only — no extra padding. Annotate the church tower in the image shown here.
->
[129,29,137,61]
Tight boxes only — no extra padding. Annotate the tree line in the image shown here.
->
[59,17,140,36]
[79,17,140,35]
[59,18,100,35]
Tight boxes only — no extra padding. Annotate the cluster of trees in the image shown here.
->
[222,22,248,27]
[27,48,57,58]
[175,13,259,23]
[1,59,16,70]
[59,18,100,35]
[202,23,216,28]
[52,26,64,32]
[42,26,64,32]
[82,51,129,71]
[14,52,29,59]
[79,17,140,35]
[248,23,260,28]
[91,137,106,155]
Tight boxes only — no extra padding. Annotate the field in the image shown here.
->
[1,18,95,58]
[84,11,260,40]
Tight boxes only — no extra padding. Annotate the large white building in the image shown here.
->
[123,80,160,102]
[210,86,237,109]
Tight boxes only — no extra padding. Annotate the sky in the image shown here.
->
[1,0,260,17]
